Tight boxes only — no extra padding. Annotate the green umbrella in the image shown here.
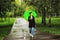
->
[23,10,37,19]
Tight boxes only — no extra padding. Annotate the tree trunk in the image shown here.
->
[48,15,51,27]
[42,7,46,25]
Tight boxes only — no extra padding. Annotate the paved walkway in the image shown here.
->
[4,18,30,40]
[33,30,60,40]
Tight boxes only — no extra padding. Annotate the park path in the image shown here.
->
[4,18,30,40]
[33,30,60,40]
[4,18,60,40]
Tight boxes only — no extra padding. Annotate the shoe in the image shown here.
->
[30,33,32,36]
[24,37,25,39]
[30,34,34,37]
[30,33,34,38]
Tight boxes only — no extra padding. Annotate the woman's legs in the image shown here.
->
[31,27,34,36]
[30,27,34,37]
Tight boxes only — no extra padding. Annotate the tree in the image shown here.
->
[42,5,46,25]
[0,0,11,17]
[24,0,60,26]
[25,0,47,25]
[0,0,12,22]
[51,0,60,17]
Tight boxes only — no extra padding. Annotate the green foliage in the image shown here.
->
[0,0,11,18]
[26,0,60,17]
[6,12,13,17]
[0,18,15,40]
[0,18,15,27]
[0,27,11,40]
[0,0,11,12]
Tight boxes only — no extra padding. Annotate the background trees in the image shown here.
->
[0,0,60,26]
[25,0,60,26]
[0,0,11,22]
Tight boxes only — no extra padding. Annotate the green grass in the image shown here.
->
[0,27,11,40]
[37,26,60,35]
[0,18,15,27]
[35,17,60,35]
[0,18,15,40]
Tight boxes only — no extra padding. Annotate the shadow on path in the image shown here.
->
[33,30,60,40]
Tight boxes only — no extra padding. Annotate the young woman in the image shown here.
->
[28,12,35,38]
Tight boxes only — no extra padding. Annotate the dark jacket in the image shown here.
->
[28,16,35,28]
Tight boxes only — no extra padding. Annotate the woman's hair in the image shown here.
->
[30,12,32,14]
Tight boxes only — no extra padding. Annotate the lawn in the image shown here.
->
[0,18,15,27]
[0,17,60,40]
[0,18,15,40]
[36,17,60,35]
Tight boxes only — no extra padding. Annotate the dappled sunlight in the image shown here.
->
[15,0,22,6]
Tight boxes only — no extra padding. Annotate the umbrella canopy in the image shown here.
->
[23,10,37,19]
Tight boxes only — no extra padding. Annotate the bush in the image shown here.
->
[0,18,15,28]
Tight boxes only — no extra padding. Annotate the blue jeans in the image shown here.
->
[30,27,34,36]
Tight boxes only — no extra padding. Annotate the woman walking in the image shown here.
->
[28,12,35,38]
